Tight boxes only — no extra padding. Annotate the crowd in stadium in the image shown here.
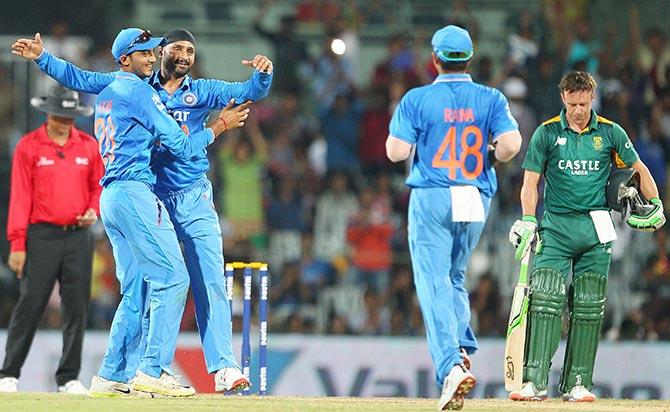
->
[0,0,669,342]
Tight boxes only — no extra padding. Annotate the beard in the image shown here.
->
[165,56,192,77]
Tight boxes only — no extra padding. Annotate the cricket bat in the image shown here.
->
[504,251,531,391]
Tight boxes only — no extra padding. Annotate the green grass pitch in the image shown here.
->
[1,394,670,412]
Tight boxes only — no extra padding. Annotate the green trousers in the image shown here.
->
[523,211,610,392]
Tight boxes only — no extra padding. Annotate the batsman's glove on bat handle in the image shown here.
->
[509,215,542,260]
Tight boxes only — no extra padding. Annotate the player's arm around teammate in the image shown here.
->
[11,31,262,132]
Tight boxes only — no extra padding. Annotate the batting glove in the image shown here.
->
[627,197,666,232]
[509,215,540,260]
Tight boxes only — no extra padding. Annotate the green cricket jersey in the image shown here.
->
[522,109,639,214]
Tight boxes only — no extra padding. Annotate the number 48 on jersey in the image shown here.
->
[432,125,484,180]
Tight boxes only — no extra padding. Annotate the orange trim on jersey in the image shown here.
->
[541,115,561,126]
[612,150,627,168]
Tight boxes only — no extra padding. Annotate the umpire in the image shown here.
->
[0,86,103,394]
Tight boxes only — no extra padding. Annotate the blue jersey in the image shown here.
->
[95,72,213,187]
[35,50,273,191]
[389,73,518,197]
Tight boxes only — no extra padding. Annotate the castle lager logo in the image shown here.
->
[558,159,601,175]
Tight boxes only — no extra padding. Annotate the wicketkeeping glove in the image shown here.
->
[509,215,541,260]
[627,197,666,232]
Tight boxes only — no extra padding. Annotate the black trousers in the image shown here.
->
[0,224,93,386]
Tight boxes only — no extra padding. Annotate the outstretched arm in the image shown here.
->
[12,33,114,94]
[204,55,274,108]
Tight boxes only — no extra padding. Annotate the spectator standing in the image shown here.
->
[346,186,394,294]
[267,177,304,270]
[218,118,268,251]
[313,172,359,267]
[0,86,103,394]
[254,0,310,95]
[319,93,363,174]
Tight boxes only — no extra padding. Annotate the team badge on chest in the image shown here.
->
[592,136,603,151]
[182,92,197,106]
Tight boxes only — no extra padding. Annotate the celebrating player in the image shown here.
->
[11,29,272,394]
[386,25,522,410]
[508,71,665,402]
[87,28,233,396]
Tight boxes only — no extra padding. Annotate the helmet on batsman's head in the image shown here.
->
[431,25,474,62]
[111,28,166,62]
[606,167,641,213]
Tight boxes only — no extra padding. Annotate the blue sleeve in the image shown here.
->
[34,50,114,94]
[135,86,213,160]
[201,71,273,109]
[389,91,419,145]
[489,89,519,140]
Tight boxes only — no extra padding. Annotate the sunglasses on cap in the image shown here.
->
[120,30,153,57]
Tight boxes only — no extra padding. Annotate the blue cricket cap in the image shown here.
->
[431,25,474,62]
[111,28,166,62]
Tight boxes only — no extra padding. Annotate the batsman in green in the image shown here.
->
[508,71,665,402]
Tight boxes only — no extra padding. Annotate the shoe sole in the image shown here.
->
[216,377,251,393]
[131,383,195,397]
[562,396,596,402]
[88,391,130,398]
[509,394,548,401]
[441,376,476,411]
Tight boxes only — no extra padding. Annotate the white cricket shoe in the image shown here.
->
[0,377,18,393]
[214,367,250,393]
[131,371,195,397]
[509,381,548,401]
[562,385,596,402]
[58,379,88,395]
[438,364,476,411]
[88,375,135,398]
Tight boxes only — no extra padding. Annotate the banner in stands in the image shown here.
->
[0,332,667,399]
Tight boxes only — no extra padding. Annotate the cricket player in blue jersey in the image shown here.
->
[386,25,522,411]
[12,29,272,393]
[81,28,232,396]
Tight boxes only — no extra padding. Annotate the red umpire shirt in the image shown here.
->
[7,123,104,252]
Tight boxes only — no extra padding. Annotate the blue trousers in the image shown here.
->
[113,178,237,382]
[159,178,237,373]
[407,187,490,385]
[98,181,189,380]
